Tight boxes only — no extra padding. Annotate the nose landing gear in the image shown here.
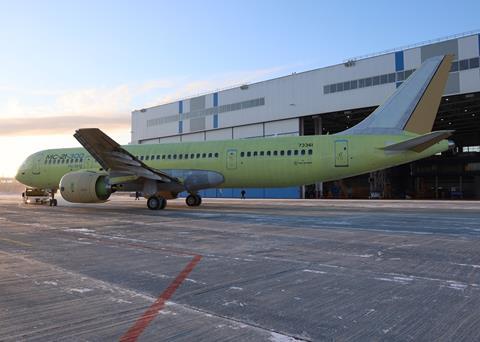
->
[186,194,202,207]
[49,189,58,206]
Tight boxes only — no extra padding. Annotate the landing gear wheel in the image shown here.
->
[49,189,57,207]
[186,194,202,207]
[147,196,167,210]
[159,197,167,209]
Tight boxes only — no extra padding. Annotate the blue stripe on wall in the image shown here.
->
[179,100,183,114]
[395,51,404,71]
[180,187,300,199]
[213,114,218,128]
[213,92,218,107]
[178,120,183,133]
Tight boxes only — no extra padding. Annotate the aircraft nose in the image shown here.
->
[15,168,26,183]
[15,157,29,183]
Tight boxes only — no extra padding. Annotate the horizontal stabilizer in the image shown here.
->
[381,130,454,152]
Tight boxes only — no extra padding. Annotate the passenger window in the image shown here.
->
[173,154,177,159]
[301,150,306,155]
[202,153,206,158]
[287,150,291,156]
[247,152,251,157]
[145,156,149,160]
[140,156,144,160]
[185,154,189,159]
[280,151,284,156]
[266,151,271,156]
[151,155,154,160]
[241,152,245,157]
[196,153,201,158]
[190,154,195,159]
[168,154,171,159]
[273,151,278,156]
[308,149,313,155]
[179,154,183,159]
[215,152,219,158]
[260,151,264,156]
[253,151,258,156]
[162,155,166,160]
[294,150,298,155]
[156,155,160,160]
[79,159,83,163]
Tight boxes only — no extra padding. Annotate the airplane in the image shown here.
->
[16,55,454,210]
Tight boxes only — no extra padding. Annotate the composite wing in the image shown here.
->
[381,130,454,153]
[73,128,179,183]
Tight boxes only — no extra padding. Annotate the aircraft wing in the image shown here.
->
[381,130,454,153]
[73,128,180,183]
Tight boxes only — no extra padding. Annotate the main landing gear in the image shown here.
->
[147,196,167,210]
[49,189,58,207]
[186,194,202,207]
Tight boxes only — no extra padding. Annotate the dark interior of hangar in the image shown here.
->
[301,92,480,199]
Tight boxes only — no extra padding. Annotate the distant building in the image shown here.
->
[131,31,480,199]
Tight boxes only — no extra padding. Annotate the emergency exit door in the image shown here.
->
[226,149,237,169]
[334,140,349,167]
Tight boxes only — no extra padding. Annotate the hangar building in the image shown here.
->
[131,31,480,199]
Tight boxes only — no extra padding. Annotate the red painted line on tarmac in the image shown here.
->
[120,254,202,342]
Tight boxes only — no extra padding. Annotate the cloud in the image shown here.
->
[0,65,291,137]
[0,114,130,136]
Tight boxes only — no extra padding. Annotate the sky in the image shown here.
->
[0,0,479,177]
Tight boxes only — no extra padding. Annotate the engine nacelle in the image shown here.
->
[60,171,112,203]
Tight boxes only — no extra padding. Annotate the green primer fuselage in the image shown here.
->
[17,134,449,191]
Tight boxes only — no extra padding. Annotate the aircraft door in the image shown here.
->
[226,149,237,169]
[334,140,349,167]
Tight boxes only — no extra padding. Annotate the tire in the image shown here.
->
[159,197,167,209]
[186,195,197,207]
[195,195,202,206]
[147,196,160,210]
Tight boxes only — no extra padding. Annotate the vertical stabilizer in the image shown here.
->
[340,55,453,135]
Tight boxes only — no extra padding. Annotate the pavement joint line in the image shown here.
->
[169,301,312,342]
[54,230,199,257]
[0,237,32,247]
[120,254,203,342]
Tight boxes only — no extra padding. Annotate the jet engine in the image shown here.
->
[60,171,113,203]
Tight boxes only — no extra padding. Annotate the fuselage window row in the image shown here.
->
[240,149,313,158]
[136,152,220,161]
[45,158,83,165]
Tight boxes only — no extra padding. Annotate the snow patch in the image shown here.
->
[269,332,302,342]
[43,281,58,286]
[65,228,95,233]
[303,269,327,274]
[108,297,132,304]
[447,281,468,291]
[68,288,93,294]
[229,286,243,291]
